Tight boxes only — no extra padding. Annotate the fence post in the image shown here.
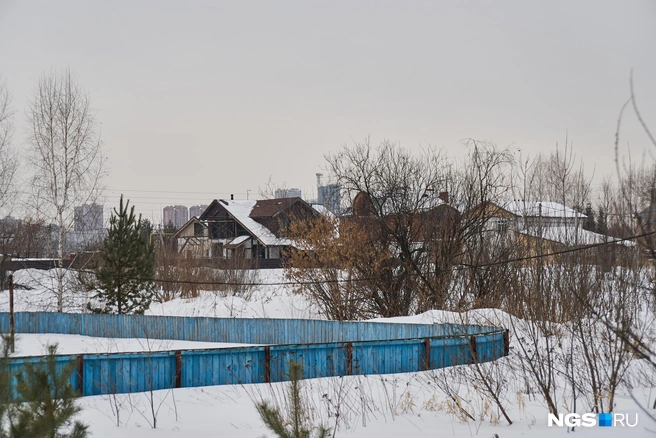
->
[469,336,477,364]
[175,351,182,388]
[424,338,431,370]
[77,355,84,396]
[503,329,510,356]
[264,346,271,383]
[346,342,353,375]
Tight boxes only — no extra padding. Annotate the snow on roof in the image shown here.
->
[311,204,336,220]
[519,226,634,247]
[495,201,586,219]
[219,200,290,246]
[225,235,251,247]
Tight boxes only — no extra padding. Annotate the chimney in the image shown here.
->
[438,191,449,204]
[230,194,234,200]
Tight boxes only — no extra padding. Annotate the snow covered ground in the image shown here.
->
[1,268,655,437]
[74,379,645,438]
[9,334,256,357]
[0,269,322,319]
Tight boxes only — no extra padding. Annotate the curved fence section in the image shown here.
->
[0,313,508,397]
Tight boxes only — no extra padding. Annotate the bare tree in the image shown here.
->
[454,140,515,309]
[0,78,17,212]
[27,69,106,312]
[325,139,454,316]
[287,139,516,318]
[285,215,388,320]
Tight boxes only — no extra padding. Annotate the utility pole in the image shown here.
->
[9,273,14,353]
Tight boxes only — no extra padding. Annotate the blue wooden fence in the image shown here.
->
[0,313,508,397]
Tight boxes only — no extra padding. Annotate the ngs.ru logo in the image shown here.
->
[548,412,638,427]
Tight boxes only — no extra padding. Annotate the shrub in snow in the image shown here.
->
[256,360,330,438]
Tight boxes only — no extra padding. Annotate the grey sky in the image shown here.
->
[1,0,655,223]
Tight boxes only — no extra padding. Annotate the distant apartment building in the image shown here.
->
[318,184,341,215]
[274,188,302,199]
[163,205,189,229]
[311,174,341,214]
[74,204,103,231]
[189,205,208,218]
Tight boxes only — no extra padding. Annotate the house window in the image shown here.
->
[236,223,248,236]
[211,243,223,258]
[194,222,203,236]
[209,220,234,239]
[496,219,509,234]
[269,246,281,259]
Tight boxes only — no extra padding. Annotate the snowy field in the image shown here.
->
[9,334,256,357]
[1,268,655,437]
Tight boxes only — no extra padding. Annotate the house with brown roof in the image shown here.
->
[347,190,459,241]
[470,200,633,261]
[173,197,318,267]
[469,200,587,234]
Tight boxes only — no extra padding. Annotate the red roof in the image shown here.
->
[249,197,301,218]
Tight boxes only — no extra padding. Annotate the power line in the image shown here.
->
[72,229,655,287]
[459,230,651,269]
[107,189,250,196]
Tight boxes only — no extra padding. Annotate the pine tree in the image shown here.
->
[596,207,608,235]
[10,343,88,438]
[0,336,17,438]
[583,203,596,232]
[256,360,330,438]
[90,195,155,314]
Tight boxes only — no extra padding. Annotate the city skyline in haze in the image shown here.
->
[1,1,656,222]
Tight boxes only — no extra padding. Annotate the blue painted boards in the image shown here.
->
[0,313,507,397]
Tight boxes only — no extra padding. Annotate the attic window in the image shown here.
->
[496,219,509,234]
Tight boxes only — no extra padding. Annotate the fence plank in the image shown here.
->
[0,312,507,397]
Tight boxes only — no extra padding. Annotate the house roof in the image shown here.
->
[352,190,449,217]
[311,204,336,220]
[519,226,634,247]
[250,197,301,218]
[172,217,205,239]
[637,204,656,223]
[493,201,586,219]
[224,235,251,248]
[202,199,291,247]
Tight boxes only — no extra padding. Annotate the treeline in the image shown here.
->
[285,138,656,319]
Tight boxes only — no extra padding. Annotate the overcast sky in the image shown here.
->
[1,1,655,223]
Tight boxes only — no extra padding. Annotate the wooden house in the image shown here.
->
[470,201,587,234]
[471,200,633,261]
[173,197,318,265]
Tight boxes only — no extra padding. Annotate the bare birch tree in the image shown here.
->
[27,69,106,312]
[0,78,17,212]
